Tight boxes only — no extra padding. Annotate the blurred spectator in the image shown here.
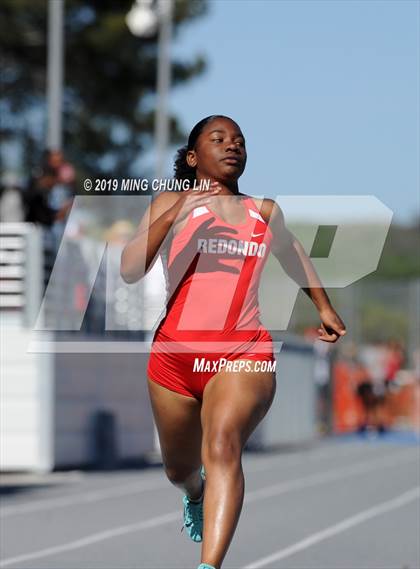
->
[0,172,25,222]
[43,235,90,331]
[25,149,76,228]
[357,340,404,434]
[25,149,77,287]
[103,220,135,245]
[336,342,381,434]
[304,326,333,433]
[384,339,405,383]
[102,220,143,335]
[352,358,378,434]
[74,219,144,337]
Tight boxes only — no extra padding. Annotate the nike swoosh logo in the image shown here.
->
[251,232,264,237]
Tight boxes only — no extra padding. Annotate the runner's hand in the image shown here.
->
[168,182,221,225]
[317,307,346,343]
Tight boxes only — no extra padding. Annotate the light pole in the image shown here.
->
[126,1,174,461]
[154,0,173,180]
[126,0,173,179]
[47,0,64,150]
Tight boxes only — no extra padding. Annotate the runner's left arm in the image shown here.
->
[261,199,346,343]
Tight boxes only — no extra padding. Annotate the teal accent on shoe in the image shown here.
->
[180,466,206,542]
[181,494,203,542]
[197,564,215,569]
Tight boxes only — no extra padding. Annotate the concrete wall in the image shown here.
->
[53,345,155,468]
[247,336,318,449]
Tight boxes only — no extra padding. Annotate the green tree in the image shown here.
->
[360,302,408,344]
[0,0,207,177]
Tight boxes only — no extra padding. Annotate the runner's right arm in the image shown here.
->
[120,186,220,283]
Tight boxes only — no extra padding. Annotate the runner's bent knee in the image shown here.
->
[202,430,242,465]
[165,464,201,485]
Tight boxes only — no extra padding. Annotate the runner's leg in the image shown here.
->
[199,361,276,568]
[148,378,204,500]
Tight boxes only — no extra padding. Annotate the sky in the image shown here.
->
[165,0,419,225]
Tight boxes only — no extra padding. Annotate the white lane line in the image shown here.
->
[0,472,84,485]
[0,478,167,517]
[244,440,384,474]
[244,486,420,568]
[244,448,417,504]
[0,442,397,517]
[0,450,417,567]
[0,511,180,568]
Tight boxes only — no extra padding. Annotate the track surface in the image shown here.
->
[1,434,419,569]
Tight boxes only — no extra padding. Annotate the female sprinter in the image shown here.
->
[120,115,346,569]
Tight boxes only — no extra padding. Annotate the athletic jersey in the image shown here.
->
[154,195,273,351]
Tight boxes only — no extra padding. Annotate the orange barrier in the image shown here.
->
[332,362,420,433]
[386,378,420,432]
[332,361,363,433]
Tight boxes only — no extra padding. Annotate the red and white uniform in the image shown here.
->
[147,195,275,399]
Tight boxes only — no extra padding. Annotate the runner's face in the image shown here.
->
[188,118,247,182]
